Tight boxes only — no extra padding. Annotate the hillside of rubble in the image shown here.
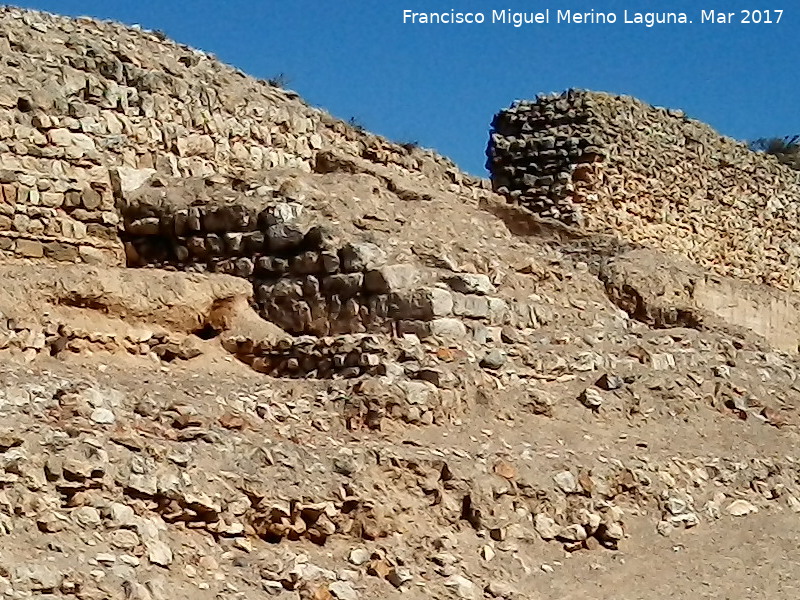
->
[0,6,799,600]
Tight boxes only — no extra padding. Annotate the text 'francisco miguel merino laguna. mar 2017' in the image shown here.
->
[401,9,785,27]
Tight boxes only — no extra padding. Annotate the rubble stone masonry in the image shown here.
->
[487,89,800,291]
[0,7,478,266]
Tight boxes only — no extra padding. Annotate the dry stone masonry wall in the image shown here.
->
[0,6,479,266]
[120,179,546,341]
[487,90,800,291]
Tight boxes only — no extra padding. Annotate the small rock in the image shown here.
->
[386,567,412,588]
[601,521,624,541]
[579,387,603,410]
[96,553,116,564]
[534,514,559,540]
[481,545,495,561]
[485,580,516,599]
[0,433,23,451]
[480,349,507,370]
[444,574,479,600]
[665,497,688,516]
[366,559,391,579]
[90,407,116,425]
[582,511,602,535]
[147,541,173,567]
[556,524,587,542]
[329,581,358,600]
[726,499,758,517]
[493,460,517,480]
[446,274,496,295]
[333,455,357,477]
[553,471,578,494]
[656,520,674,537]
[73,506,102,529]
[110,529,140,551]
[108,503,137,527]
[679,512,700,528]
[348,548,370,566]
[595,373,624,391]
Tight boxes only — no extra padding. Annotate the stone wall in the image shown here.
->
[487,89,800,291]
[120,181,545,338]
[0,6,481,265]
[223,334,386,379]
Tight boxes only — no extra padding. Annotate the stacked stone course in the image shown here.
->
[223,334,387,379]
[120,188,545,338]
[487,90,800,291]
[0,7,481,265]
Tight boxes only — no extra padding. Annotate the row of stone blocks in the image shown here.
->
[255,275,524,338]
[0,316,201,362]
[0,173,122,264]
[223,334,386,379]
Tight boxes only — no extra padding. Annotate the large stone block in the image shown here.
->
[40,192,63,208]
[16,239,44,258]
[176,134,215,158]
[322,273,364,298]
[110,167,155,199]
[340,242,386,273]
[266,223,304,253]
[0,183,15,203]
[364,264,420,294]
[203,205,254,233]
[487,297,510,325]
[44,241,79,262]
[48,129,97,157]
[446,273,496,295]
[388,287,453,321]
[429,318,469,340]
[452,293,490,319]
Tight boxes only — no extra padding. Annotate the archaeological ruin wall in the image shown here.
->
[118,174,544,341]
[0,7,476,267]
[487,90,800,291]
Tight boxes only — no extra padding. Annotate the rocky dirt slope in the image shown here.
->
[0,6,798,600]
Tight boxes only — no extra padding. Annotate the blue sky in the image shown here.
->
[15,0,799,175]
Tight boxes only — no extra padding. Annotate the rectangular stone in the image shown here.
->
[388,287,453,321]
[0,183,15,203]
[44,241,79,262]
[364,264,420,294]
[452,293,490,319]
[16,239,44,258]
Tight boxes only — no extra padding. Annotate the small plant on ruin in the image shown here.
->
[750,135,800,170]
[267,73,291,88]
[347,116,366,132]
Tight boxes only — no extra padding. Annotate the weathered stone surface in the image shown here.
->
[111,167,156,199]
[446,273,495,295]
[388,287,453,321]
[364,264,419,293]
[340,242,387,273]
[452,293,490,319]
[488,90,800,293]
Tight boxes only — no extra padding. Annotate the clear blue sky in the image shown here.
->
[14,0,799,175]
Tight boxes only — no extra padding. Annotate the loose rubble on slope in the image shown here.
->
[0,6,799,600]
